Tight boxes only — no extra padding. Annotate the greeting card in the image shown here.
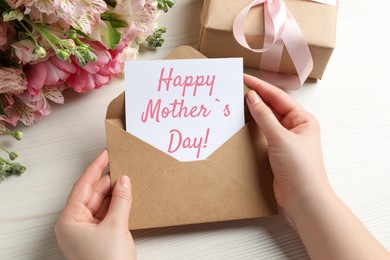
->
[125,58,244,162]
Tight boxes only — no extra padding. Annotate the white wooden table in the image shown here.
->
[1,1,389,259]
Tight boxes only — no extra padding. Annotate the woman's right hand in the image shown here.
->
[244,74,331,217]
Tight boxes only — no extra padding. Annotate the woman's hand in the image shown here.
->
[55,150,136,260]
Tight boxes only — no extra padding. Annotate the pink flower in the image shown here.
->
[11,39,40,64]
[3,91,44,126]
[0,0,166,131]
[134,0,160,35]
[2,84,65,127]
[27,5,60,24]
[66,40,123,93]
[5,0,34,9]
[0,67,28,95]
[24,55,76,95]
[115,0,158,36]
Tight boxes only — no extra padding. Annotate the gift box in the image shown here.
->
[105,46,277,230]
[199,0,337,85]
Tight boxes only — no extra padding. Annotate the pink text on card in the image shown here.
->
[141,99,212,123]
[157,67,216,97]
[168,128,211,159]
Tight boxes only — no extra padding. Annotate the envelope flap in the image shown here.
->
[130,154,276,229]
[106,118,177,200]
[106,116,277,230]
[209,120,274,198]
[164,45,207,60]
[106,92,125,120]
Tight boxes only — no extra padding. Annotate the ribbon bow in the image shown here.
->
[233,0,338,89]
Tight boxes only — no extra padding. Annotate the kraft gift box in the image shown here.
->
[199,0,337,79]
[105,46,277,230]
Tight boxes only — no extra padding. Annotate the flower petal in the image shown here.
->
[42,85,66,104]
[25,62,47,94]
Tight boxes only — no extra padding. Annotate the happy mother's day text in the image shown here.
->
[140,67,231,159]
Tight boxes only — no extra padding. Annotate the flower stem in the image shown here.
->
[22,17,60,52]
[17,20,40,46]
[0,144,10,154]
[0,144,18,160]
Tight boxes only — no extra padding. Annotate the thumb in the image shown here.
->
[246,90,284,140]
[104,175,132,228]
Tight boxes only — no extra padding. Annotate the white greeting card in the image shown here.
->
[125,58,244,162]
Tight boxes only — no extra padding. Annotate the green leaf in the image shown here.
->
[101,13,128,28]
[110,19,128,29]
[107,22,121,50]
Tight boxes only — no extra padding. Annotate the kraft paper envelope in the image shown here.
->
[105,46,277,230]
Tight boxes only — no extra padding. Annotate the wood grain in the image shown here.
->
[1,0,389,259]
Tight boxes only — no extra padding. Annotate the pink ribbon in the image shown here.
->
[233,0,338,89]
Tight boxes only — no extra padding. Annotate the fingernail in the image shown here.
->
[97,149,108,161]
[247,90,261,105]
[119,175,130,188]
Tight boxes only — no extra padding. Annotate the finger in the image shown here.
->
[67,150,109,206]
[244,74,299,116]
[102,175,132,228]
[93,195,111,223]
[79,150,109,187]
[86,173,111,215]
[246,90,285,140]
[269,105,283,123]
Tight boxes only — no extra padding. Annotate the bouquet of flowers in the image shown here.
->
[0,0,174,182]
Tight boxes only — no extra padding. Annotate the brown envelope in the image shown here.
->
[105,46,277,230]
